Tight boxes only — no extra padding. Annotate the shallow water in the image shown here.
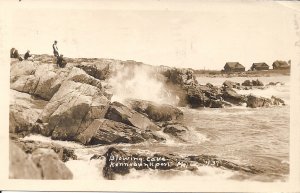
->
[22,75,290,181]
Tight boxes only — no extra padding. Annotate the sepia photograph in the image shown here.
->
[1,0,300,192]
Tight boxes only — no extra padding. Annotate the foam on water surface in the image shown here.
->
[65,158,106,180]
[22,134,84,148]
[114,165,237,181]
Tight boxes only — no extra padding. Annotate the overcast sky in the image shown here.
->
[6,0,300,70]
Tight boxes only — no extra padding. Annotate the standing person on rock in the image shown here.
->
[52,40,59,57]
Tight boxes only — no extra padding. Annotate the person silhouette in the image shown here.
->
[24,50,32,60]
[52,40,59,57]
[57,54,67,68]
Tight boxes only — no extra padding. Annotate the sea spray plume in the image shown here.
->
[108,65,178,105]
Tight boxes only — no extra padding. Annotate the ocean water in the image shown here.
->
[22,75,290,181]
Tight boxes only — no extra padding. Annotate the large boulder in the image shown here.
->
[252,79,264,86]
[66,68,112,100]
[11,63,70,100]
[223,80,240,89]
[31,148,73,179]
[12,137,77,162]
[37,80,109,140]
[222,88,246,105]
[164,68,197,86]
[75,62,111,80]
[76,119,164,145]
[65,67,102,89]
[186,86,210,107]
[242,80,253,86]
[186,85,227,108]
[10,61,105,101]
[202,83,222,98]
[126,99,183,122]
[105,102,160,131]
[9,90,48,134]
[10,140,73,180]
[9,141,42,179]
[246,95,285,108]
[246,95,272,108]
[271,96,285,106]
[10,60,37,82]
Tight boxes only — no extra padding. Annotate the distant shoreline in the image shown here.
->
[193,69,290,78]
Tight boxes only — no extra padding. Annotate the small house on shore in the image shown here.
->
[272,60,290,70]
[251,63,269,71]
[223,62,245,73]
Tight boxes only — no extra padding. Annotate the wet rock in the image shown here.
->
[267,82,284,86]
[246,95,272,108]
[38,80,109,140]
[223,80,240,89]
[242,79,264,87]
[31,148,73,179]
[188,155,262,174]
[222,88,246,105]
[242,80,253,86]
[102,147,263,180]
[200,84,222,100]
[164,68,197,86]
[103,147,131,179]
[105,102,160,131]
[126,99,183,122]
[186,86,210,108]
[102,147,181,180]
[252,79,264,86]
[163,123,188,141]
[9,90,48,134]
[246,95,285,108]
[9,141,42,179]
[76,119,162,145]
[186,85,229,108]
[209,99,230,108]
[90,154,103,160]
[271,96,285,106]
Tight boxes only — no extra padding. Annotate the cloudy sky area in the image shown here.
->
[7,0,299,70]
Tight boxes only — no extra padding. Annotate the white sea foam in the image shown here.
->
[22,134,83,148]
[236,85,290,105]
[109,65,177,105]
[155,127,209,146]
[155,130,179,145]
[185,126,210,143]
[115,165,236,181]
[65,158,106,180]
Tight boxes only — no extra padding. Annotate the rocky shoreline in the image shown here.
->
[9,55,287,180]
